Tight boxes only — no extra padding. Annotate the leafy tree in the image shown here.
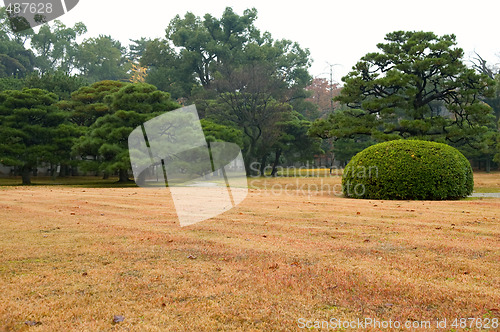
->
[329,137,375,166]
[472,53,500,121]
[57,80,127,126]
[312,31,495,145]
[304,77,341,119]
[496,120,500,165]
[208,64,292,174]
[166,8,314,173]
[24,71,86,99]
[200,119,244,149]
[0,88,77,184]
[75,35,128,82]
[128,37,150,63]
[464,53,500,170]
[0,38,35,78]
[0,7,34,45]
[488,74,500,124]
[56,80,127,177]
[139,38,196,99]
[166,7,260,87]
[308,111,377,166]
[30,20,87,74]
[166,7,312,89]
[125,38,150,84]
[72,83,179,182]
[0,77,24,91]
[264,38,313,104]
[486,74,500,167]
[269,112,322,176]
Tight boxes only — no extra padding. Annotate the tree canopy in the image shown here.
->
[72,82,179,182]
[311,31,496,145]
[166,7,261,87]
[0,88,77,184]
[30,20,87,74]
[75,35,128,83]
[0,38,35,78]
[2,8,500,184]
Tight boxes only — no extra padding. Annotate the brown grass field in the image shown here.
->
[0,172,499,331]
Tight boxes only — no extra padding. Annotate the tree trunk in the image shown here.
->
[51,164,58,180]
[56,164,68,177]
[21,165,32,185]
[243,131,260,176]
[244,141,255,176]
[271,148,282,177]
[117,169,130,182]
[259,154,268,176]
[71,164,79,176]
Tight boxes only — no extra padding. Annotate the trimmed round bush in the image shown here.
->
[342,140,473,200]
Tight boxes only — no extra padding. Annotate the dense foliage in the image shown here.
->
[0,88,78,184]
[310,31,498,169]
[0,7,323,183]
[0,6,499,185]
[71,83,179,182]
[342,140,473,200]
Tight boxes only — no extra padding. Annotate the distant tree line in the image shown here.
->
[0,7,322,184]
[0,8,498,185]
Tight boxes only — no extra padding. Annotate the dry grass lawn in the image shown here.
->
[0,173,499,331]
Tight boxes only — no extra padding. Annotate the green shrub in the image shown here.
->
[342,140,473,200]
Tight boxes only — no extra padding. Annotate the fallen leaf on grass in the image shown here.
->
[25,321,42,326]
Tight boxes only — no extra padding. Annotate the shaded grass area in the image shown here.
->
[0,173,499,330]
[0,176,138,188]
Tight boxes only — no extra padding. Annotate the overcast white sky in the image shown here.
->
[57,0,500,83]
